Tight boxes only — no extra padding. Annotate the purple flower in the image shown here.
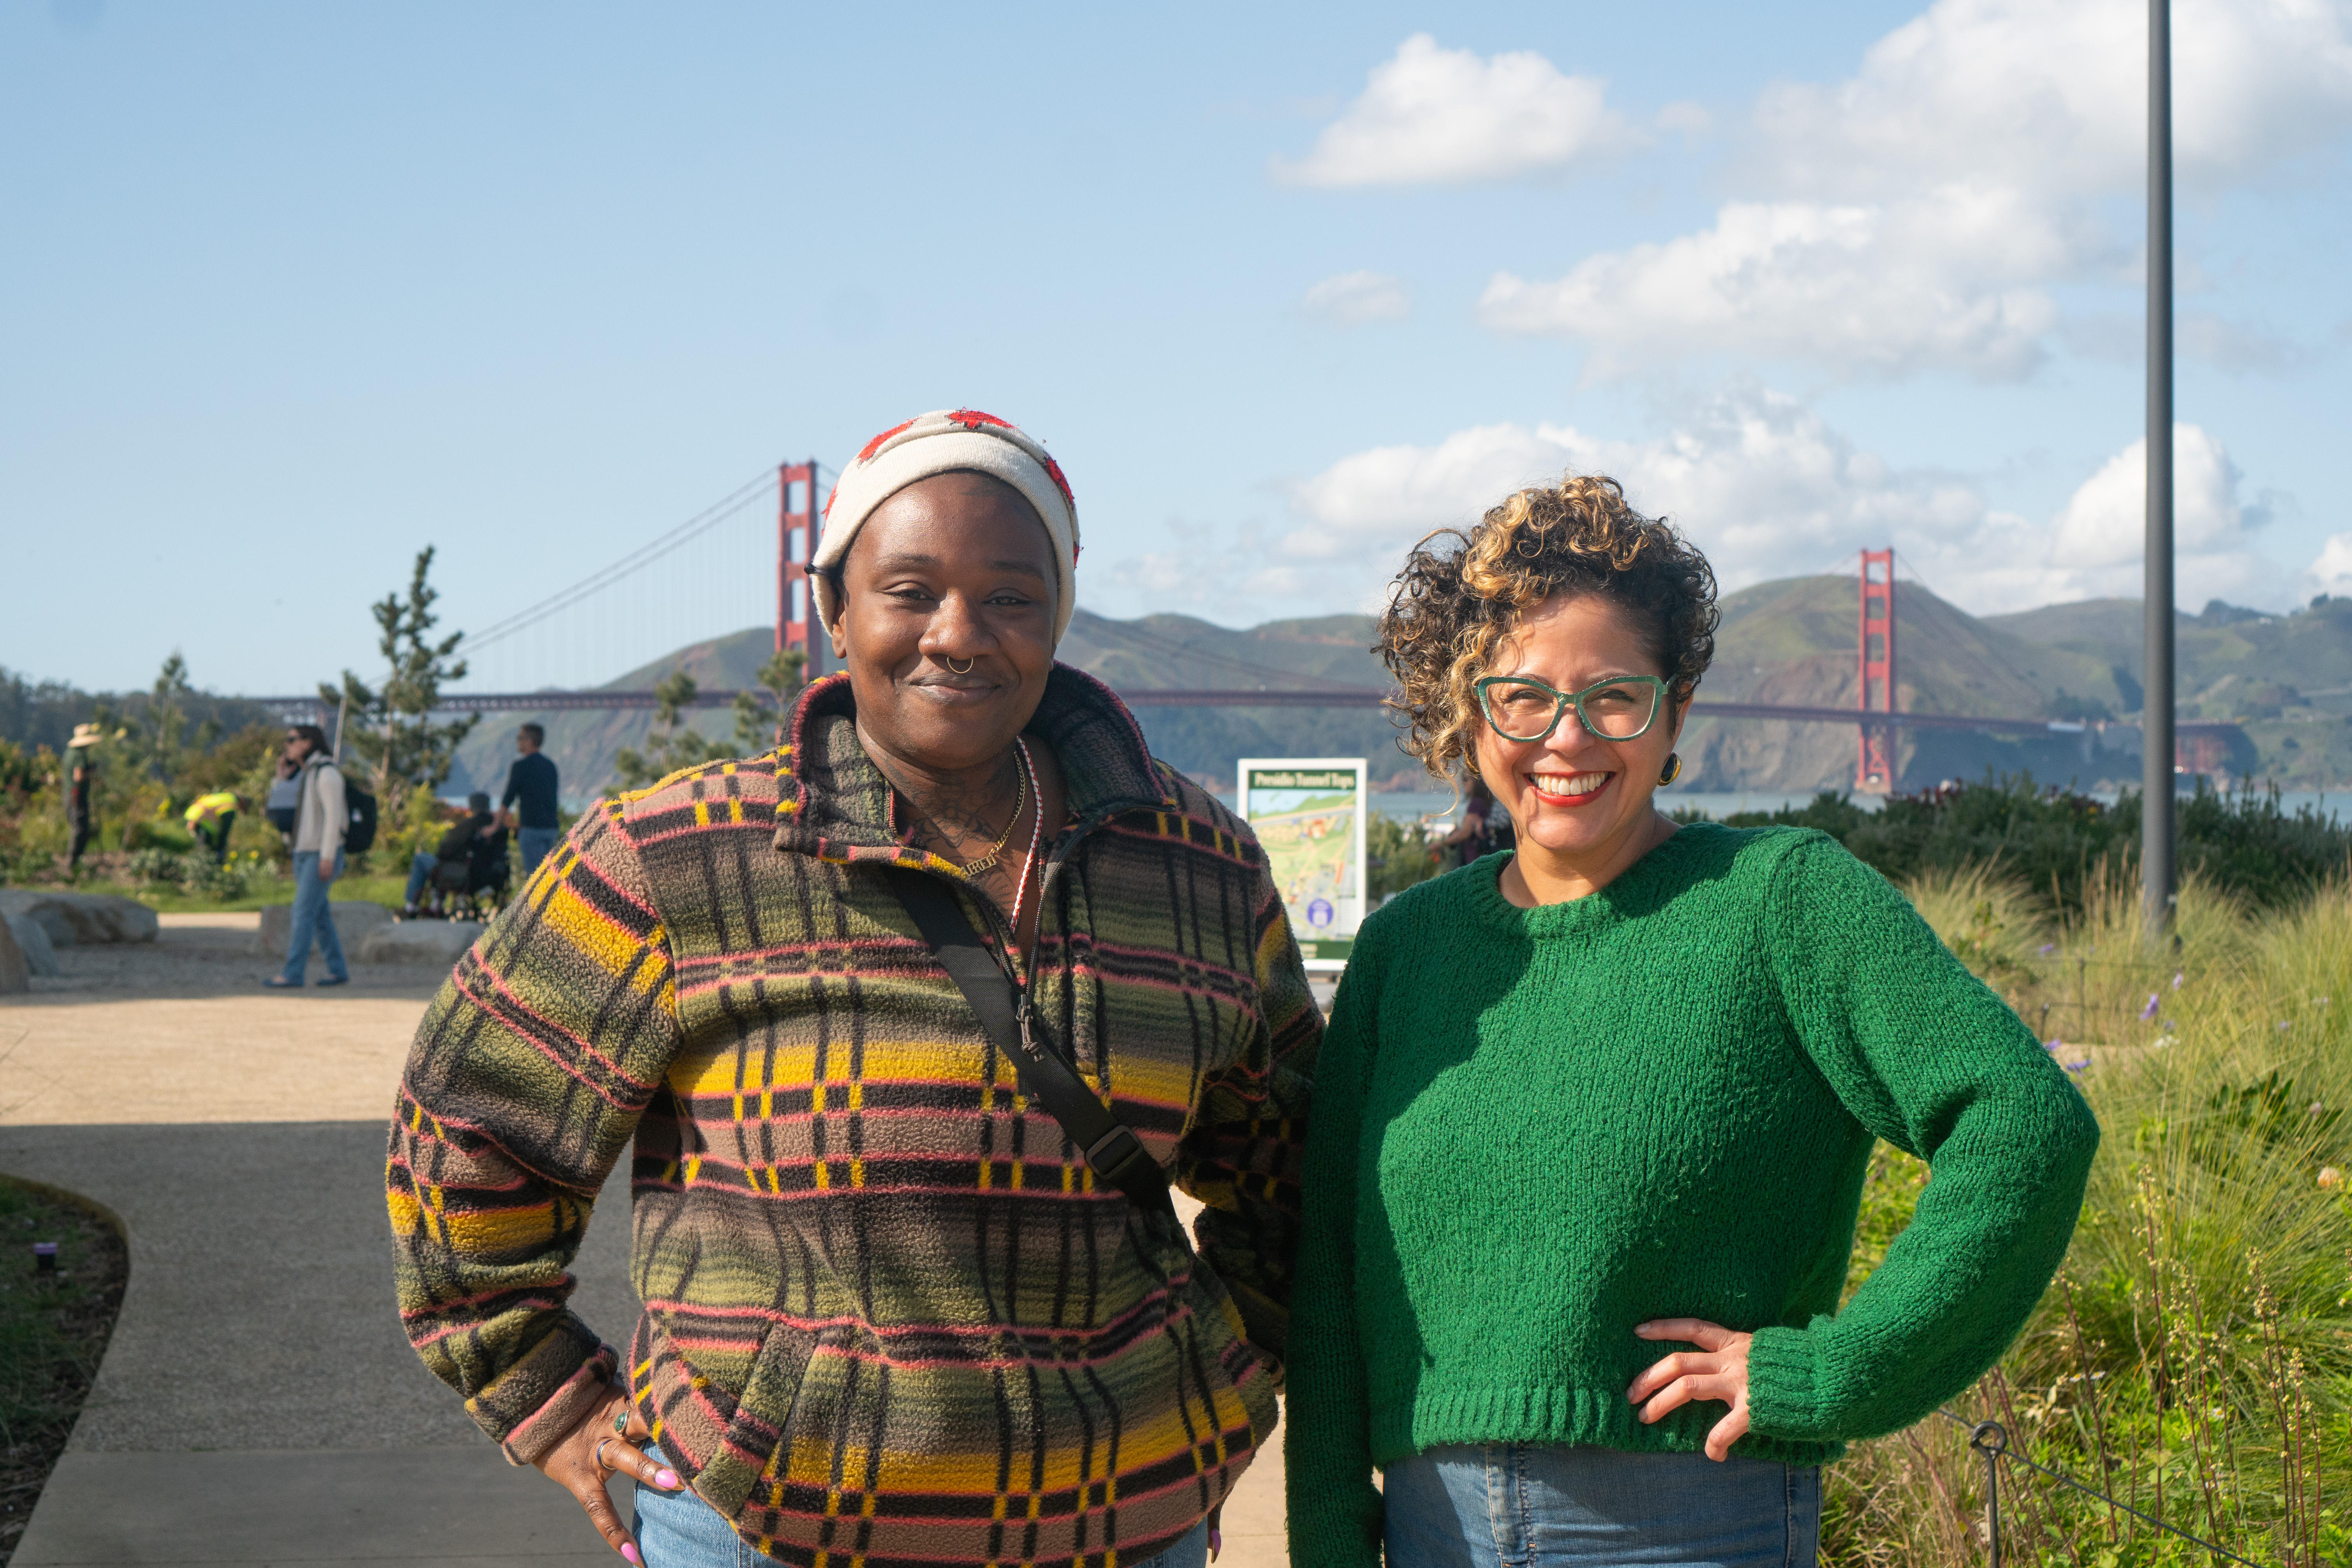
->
[2039,943,2057,956]
[2141,994,2160,1021]
[2044,1038,2064,1053]
[2063,1058,2090,1073]
[2172,972,2185,991]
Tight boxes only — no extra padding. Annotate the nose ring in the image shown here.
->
[946,656,975,675]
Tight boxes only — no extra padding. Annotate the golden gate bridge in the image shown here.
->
[252,459,2240,793]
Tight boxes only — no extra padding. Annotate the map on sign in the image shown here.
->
[1238,758,1367,957]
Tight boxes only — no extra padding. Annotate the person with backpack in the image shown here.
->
[266,723,351,989]
[388,410,1320,1568]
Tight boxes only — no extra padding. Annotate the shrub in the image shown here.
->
[1823,869,2352,1568]
[127,848,186,886]
[1368,813,1444,900]
[125,848,248,900]
[1720,775,2352,916]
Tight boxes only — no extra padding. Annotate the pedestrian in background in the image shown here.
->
[64,723,100,879]
[499,722,560,880]
[183,790,244,864]
[1435,772,1501,871]
[266,723,350,990]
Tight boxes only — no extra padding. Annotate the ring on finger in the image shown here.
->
[593,1438,611,1470]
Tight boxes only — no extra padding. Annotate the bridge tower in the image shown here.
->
[1856,549,1896,792]
[777,460,823,680]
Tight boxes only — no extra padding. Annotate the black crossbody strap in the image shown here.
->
[884,866,1174,1218]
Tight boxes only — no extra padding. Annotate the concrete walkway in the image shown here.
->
[0,914,1288,1567]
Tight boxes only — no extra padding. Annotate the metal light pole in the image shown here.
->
[2143,0,2176,930]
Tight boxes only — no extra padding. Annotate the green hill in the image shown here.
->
[1984,595,2352,788]
[439,585,2352,806]
[445,626,782,804]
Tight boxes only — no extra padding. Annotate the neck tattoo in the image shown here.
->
[887,740,1031,873]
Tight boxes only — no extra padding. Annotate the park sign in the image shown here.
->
[1237,757,1367,970]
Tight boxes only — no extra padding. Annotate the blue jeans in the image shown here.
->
[404,850,438,907]
[1384,1444,1820,1568]
[519,826,560,881]
[280,851,348,984]
[633,1473,1210,1568]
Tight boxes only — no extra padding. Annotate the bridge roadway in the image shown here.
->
[251,688,2228,739]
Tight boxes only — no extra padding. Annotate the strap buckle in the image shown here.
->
[1084,1125,1148,1183]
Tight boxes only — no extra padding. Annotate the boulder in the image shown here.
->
[356,919,484,967]
[0,914,24,994]
[3,913,62,978]
[0,889,159,946]
[255,901,393,958]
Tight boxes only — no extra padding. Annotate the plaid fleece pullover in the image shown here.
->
[389,668,1320,1568]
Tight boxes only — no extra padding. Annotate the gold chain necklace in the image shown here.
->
[954,740,1030,877]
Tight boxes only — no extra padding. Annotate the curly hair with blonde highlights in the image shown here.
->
[1377,473,1719,778]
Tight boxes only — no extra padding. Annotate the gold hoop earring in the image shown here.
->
[946,656,975,675]
[1659,753,1682,786]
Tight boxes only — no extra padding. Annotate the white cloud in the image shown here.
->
[1481,0,2352,380]
[1272,385,2288,614]
[2307,533,2352,596]
[2027,425,2284,605]
[1272,34,1635,187]
[1302,270,1412,325]
[1655,100,1713,136]
[1479,190,2079,380]
[1754,0,2352,197]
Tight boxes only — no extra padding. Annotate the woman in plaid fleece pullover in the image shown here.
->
[390,446,1318,1568]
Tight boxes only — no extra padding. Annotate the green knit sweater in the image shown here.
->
[1284,824,2099,1568]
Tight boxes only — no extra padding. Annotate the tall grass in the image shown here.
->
[1829,868,2352,1568]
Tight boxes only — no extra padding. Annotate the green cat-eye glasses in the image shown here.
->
[1473,673,1673,744]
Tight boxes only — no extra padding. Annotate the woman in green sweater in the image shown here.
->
[1285,475,2100,1568]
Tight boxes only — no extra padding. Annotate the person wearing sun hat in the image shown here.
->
[392,408,1319,1568]
[64,724,102,878]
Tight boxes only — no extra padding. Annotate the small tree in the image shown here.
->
[732,649,806,754]
[92,652,197,846]
[142,652,192,784]
[321,548,480,817]
[615,671,733,789]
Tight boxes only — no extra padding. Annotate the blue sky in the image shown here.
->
[5,0,2349,695]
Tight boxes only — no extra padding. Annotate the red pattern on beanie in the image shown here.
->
[946,408,1013,432]
[1041,454,1074,507]
[856,419,915,464]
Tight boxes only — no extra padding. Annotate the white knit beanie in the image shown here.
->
[813,408,1081,644]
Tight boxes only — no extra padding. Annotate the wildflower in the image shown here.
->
[2321,1167,2344,1191]
[2038,943,2056,956]
[2141,993,2160,1021]
[2044,1038,2063,1053]
[2172,971,2184,991]
[2279,1021,2292,1032]
[2063,1058,2089,1074]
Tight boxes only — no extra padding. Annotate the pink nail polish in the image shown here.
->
[656,1468,681,1489]
[622,1546,642,1565]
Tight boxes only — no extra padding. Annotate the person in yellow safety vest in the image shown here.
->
[183,791,245,865]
